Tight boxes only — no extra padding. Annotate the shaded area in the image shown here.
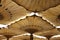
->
[0,13,4,20]
[57,15,60,20]
[4,35,13,40]
[0,0,2,6]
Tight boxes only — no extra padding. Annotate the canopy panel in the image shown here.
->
[0,0,30,24]
[8,15,55,34]
[12,0,60,12]
[39,5,60,26]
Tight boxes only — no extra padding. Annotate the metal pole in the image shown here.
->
[30,33,33,40]
[5,36,9,40]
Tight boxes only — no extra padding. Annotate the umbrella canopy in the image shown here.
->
[34,29,60,39]
[0,35,7,40]
[39,5,60,26]
[0,0,7,7]
[9,35,48,40]
[0,0,4,7]
[10,35,30,40]
[50,35,60,40]
[12,0,60,12]
[0,0,30,24]
[0,28,26,40]
[0,28,26,36]
[8,15,56,40]
[0,7,11,24]
[1,0,12,7]
[8,15,55,34]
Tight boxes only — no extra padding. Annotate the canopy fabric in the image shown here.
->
[8,15,55,34]
[0,35,7,40]
[0,29,26,35]
[0,0,60,40]
[34,29,60,39]
[50,35,60,40]
[0,7,11,24]
[10,35,48,40]
[39,5,60,26]
[0,0,30,24]
[12,0,60,12]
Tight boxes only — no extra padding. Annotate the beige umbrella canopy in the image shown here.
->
[0,0,30,24]
[10,35,48,40]
[50,35,60,40]
[0,35,7,40]
[0,28,26,40]
[8,15,55,40]
[39,5,60,26]
[1,0,12,7]
[10,35,30,40]
[0,0,3,7]
[0,0,7,7]
[0,0,9,7]
[8,15,55,33]
[0,7,11,24]
[12,0,60,12]
[34,28,60,40]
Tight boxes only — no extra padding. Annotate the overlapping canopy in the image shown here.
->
[39,5,60,26]
[8,15,55,34]
[35,29,60,39]
[0,29,26,35]
[12,0,60,12]
[0,28,26,40]
[0,0,60,40]
[0,0,30,24]
[0,35,6,40]
[8,15,60,40]
[10,35,48,40]
[50,35,60,40]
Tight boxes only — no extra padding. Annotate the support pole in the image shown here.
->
[30,33,33,40]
